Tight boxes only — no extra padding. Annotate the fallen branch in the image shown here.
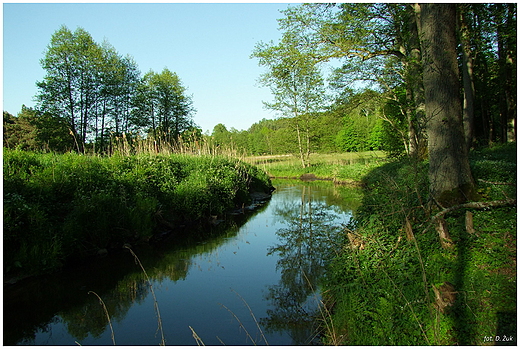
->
[421,198,516,236]
[430,198,516,223]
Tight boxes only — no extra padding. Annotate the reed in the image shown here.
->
[230,288,269,345]
[109,132,248,160]
[88,291,116,345]
[125,246,166,346]
[189,326,205,346]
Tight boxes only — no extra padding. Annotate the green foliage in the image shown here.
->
[332,89,385,152]
[3,106,73,152]
[209,89,393,157]
[323,144,516,345]
[325,227,433,345]
[3,150,272,277]
[138,68,195,142]
[34,25,194,154]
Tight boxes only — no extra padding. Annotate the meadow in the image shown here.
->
[243,150,387,184]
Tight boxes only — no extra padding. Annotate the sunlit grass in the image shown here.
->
[322,143,517,345]
[243,151,387,182]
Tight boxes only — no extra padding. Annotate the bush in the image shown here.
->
[3,150,273,277]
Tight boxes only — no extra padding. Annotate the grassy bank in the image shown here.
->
[244,151,386,184]
[4,149,273,278]
[322,143,517,345]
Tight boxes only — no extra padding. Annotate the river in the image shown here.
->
[4,179,361,345]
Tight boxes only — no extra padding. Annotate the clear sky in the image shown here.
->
[2,2,292,134]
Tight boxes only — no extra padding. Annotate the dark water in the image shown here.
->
[4,180,361,345]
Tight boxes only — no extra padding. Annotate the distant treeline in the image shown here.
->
[211,89,393,156]
[3,3,516,160]
[4,25,196,154]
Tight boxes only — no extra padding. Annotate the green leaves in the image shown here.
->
[34,25,194,154]
[3,150,273,277]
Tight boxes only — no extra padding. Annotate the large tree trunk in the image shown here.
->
[415,3,475,207]
[505,3,517,142]
[496,3,517,143]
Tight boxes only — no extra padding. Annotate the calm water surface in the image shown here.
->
[4,180,361,345]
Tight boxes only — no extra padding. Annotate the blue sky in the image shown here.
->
[3,2,293,134]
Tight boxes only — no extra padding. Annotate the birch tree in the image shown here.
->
[252,32,326,168]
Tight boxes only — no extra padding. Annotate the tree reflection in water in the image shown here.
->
[5,182,359,345]
[59,277,151,342]
[261,184,351,345]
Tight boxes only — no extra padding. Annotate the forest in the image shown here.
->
[3,4,516,161]
[3,3,517,346]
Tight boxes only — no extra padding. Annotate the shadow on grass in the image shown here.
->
[452,217,473,345]
[495,311,517,345]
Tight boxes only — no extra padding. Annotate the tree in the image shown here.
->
[494,3,517,143]
[332,90,383,152]
[94,42,141,152]
[3,106,72,151]
[3,109,37,150]
[415,4,475,206]
[35,26,196,154]
[211,123,231,148]
[136,69,195,145]
[460,4,517,146]
[272,3,428,158]
[252,30,327,167]
[36,26,102,152]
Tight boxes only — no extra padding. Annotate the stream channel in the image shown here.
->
[4,179,362,345]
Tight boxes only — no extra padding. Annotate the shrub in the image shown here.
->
[3,150,272,277]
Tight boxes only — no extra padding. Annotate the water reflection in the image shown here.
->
[4,219,244,345]
[261,184,353,344]
[4,181,361,345]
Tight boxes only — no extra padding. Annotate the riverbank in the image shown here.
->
[243,151,386,184]
[4,179,360,345]
[322,143,517,345]
[4,150,274,280]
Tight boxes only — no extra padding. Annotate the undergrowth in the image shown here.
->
[323,143,516,345]
[3,149,272,278]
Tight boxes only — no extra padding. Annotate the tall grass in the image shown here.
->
[322,143,516,345]
[244,151,386,183]
[108,132,248,159]
[3,148,272,278]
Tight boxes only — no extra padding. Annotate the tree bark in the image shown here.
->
[496,3,517,143]
[295,122,306,168]
[458,5,476,151]
[416,3,475,206]
[406,5,426,159]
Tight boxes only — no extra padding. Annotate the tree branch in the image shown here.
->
[420,198,516,236]
[431,198,516,225]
